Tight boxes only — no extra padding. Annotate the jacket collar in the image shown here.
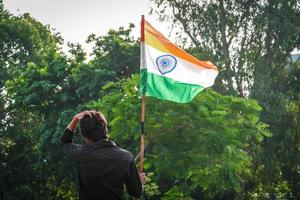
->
[89,139,116,148]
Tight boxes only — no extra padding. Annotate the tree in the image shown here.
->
[0,4,71,198]
[1,4,140,197]
[249,58,300,200]
[88,75,270,199]
[151,0,300,198]
[151,0,300,97]
[87,24,139,79]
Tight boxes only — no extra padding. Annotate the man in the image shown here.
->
[60,110,142,200]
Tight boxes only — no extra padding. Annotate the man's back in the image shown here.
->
[61,128,142,200]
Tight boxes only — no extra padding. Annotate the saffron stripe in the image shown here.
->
[145,21,218,71]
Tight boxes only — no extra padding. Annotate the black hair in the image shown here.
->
[79,112,108,142]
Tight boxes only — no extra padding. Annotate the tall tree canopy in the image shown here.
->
[151,0,300,198]
[152,0,300,97]
[90,75,270,199]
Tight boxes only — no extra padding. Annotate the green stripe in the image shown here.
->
[140,69,204,103]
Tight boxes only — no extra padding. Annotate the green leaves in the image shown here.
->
[89,75,269,198]
[87,24,139,79]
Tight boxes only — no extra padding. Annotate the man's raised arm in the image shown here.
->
[60,111,92,157]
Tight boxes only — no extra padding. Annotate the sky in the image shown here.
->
[4,0,171,54]
[4,0,299,55]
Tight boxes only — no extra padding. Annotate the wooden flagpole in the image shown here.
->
[139,96,145,174]
[139,15,145,174]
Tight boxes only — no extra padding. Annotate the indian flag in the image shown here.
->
[140,17,219,103]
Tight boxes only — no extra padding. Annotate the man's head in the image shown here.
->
[79,111,108,143]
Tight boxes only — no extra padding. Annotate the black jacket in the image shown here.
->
[60,128,142,200]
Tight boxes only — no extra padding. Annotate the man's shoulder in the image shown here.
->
[113,145,135,160]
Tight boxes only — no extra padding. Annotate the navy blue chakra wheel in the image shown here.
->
[156,54,177,75]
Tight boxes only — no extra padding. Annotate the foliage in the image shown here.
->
[89,75,269,199]
[151,0,300,97]
[252,59,300,199]
[87,24,139,79]
[151,0,300,198]
[143,172,160,198]
[0,3,140,199]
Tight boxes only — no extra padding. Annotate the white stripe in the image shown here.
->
[140,42,146,69]
[145,44,218,87]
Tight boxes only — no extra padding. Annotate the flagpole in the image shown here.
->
[139,96,145,174]
[139,15,145,174]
